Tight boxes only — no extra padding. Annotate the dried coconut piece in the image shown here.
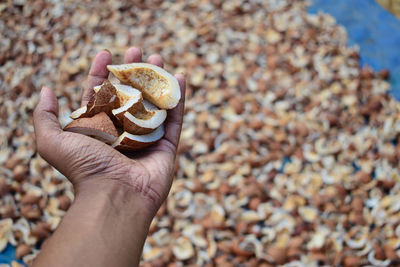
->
[0,219,13,252]
[344,227,369,249]
[70,80,120,119]
[107,63,180,109]
[69,106,88,119]
[111,84,142,123]
[64,112,118,144]
[11,262,24,267]
[152,228,171,247]
[15,244,30,259]
[22,249,39,266]
[12,218,36,246]
[172,237,195,260]
[368,250,390,266]
[93,85,101,93]
[142,246,163,261]
[112,125,164,151]
[182,225,207,248]
[114,84,142,105]
[86,80,119,113]
[123,100,167,135]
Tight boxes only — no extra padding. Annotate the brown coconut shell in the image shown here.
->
[64,112,118,144]
[112,125,164,150]
[111,84,142,124]
[70,80,120,119]
[123,100,167,135]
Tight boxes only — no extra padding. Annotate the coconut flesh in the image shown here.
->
[65,64,180,151]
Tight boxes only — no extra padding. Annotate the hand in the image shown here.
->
[32,47,185,267]
[33,47,185,215]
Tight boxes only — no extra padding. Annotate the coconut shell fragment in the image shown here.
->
[111,84,142,123]
[64,112,118,144]
[107,63,181,109]
[69,80,120,119]
[123,100,167,135]
[70,106,88,119]
[67,67,173,151]
[112,125,164,150]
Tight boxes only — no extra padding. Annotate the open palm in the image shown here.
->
[33,47,185,213]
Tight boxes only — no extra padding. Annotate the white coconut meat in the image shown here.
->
[112,125,165,150]
[107,63,181,109]
[70,106,88,119]
[111,84,142,122]
[123,100,167,135]
[114,84,142,105]
[93,85,101,93]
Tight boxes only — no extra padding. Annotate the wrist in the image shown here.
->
[34,176,153,267]
[70,161,164,217]
[72,177,156,224]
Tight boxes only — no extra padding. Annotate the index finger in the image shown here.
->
[81,50,112,106]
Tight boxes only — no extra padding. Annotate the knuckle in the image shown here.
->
[33,102,42,116]
[33,108,46,122]
[35,132,57,157]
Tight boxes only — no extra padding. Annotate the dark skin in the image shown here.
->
[32,47,185,267]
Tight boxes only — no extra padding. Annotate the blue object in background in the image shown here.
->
[0,244,24,265]
[309,0,400,100]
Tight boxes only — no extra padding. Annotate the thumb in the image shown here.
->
[33,86,62,137]
[33,87,125,182]
[33,87,66,171]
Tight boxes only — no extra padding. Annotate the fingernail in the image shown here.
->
[135,47,143,57]
[103,49,112,54]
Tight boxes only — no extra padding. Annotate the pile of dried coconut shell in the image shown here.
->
[65,63,180,150]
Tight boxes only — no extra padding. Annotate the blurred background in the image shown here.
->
[377,0,400,18]
[1,0,400,266]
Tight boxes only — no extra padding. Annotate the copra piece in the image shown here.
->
[70,80,120,119]
[123,100,167,135]
[65,67,177,151]
[112,124,165,150]
[107,63,181,109]
[64,112,118,144]
[111,84,142,123]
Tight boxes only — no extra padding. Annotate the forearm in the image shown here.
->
[32,181,153,267]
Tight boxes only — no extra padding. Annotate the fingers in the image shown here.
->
[82,49,159,107]
[81,50,112,106]
[147,54,163,67]
[124,47,142,63]
[163,74,186,150]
